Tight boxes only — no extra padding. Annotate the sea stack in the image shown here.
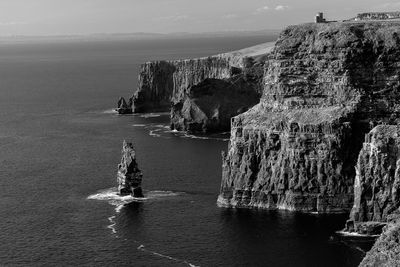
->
[116,97,133,114]
[117,140,144,197]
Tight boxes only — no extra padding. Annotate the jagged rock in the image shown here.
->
[131,43,274,114]
[360,217,400,266]
[218,21,400,212]
[132,57,233,113]
[170,75,261,133]
[127,43,274,132]
[117,140,143,197]
[345,125,400,234]
[116,97,133,114]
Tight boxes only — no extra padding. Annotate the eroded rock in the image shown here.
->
[116,97,133,114]
[117,140,143,197]
[218,21,400,212]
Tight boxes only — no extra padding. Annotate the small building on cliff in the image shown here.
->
[355,12,400,21]
[315,12,326,23]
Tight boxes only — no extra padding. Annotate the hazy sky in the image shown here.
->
[0,0,398,35]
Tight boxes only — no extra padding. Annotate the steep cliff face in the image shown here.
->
[349,125,400,224]
[117,140,144,198]
[218,21,400,212]
[132,56,234,113]
[360,218,400,266]
[130,42,274,132]
[170,60,263,133]
[339,125,400,266]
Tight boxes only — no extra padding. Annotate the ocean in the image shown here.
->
[0,35,368,266]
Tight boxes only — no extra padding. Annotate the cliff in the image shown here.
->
[346,126,400,232]
[360,217,400,266]
[130,42,274,132]
[132,57,233,112]
[170,58,263,133]
[335,125,400,266]
[117,140,144,198]
[218,21,400,212]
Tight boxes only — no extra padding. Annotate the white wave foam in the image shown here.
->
[103,109,118,114]
[141,113,162,118]
[132,124,146,127]
[88,188,182,210]
[336,230,380,238]
[153,124,170,129]
[149,130,162,137]
[183,133,229,141]
[87,188,147,213]
[107,216,117,234]
[146,190,181,199]
[137,244,199,267]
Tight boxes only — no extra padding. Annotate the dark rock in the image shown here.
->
[170,77,261,133]
[347,125,400,227]
[132,57,233,113]
[116,97,133,114]
[117,140,143,198]
[218,21,400,212]
[130,43,274,132]
[360,220,400,266]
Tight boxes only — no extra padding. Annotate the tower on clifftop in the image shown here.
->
[315,12,326,23]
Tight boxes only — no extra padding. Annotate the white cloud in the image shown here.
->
[155,15,189,22]
[275,5,289,11]
[0,21,25,26]
[222,14,238,19]
[254,6,270,14]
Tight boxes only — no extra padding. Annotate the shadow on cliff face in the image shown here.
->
[170,76,261,133]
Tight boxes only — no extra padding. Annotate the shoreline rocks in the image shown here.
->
[117,140,144,198]
[116,97,133,114]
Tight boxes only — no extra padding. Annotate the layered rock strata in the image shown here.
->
[132,56,233,113]
[360,217,400,266]
[127,42,274,133]
[345,125,400,235]
[117,140,144,197]
[218,21,400,212]
[170,60,263,133]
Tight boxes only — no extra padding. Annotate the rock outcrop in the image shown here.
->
[345,125,400,235]
[360,217,400,266]
[132,57,233,113]
[116,97,133,114]
[127,42,274,133]
[170,59,263,133]
[218,21,400,212]
[117,140,144,198]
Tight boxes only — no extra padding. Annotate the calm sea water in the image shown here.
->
[0,35,367,266]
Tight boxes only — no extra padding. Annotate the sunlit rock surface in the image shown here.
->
[117,140,143,198]
[218,21,400,212]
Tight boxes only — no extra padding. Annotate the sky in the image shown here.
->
[0,0,399,36]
